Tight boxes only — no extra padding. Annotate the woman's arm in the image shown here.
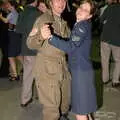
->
[49,23,87,53]
[0,13,8,23]
[40,24,72,53]
[49,35,72,53]
[27,16,48,50]
[40,22,87,53]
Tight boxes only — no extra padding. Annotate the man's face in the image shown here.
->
[76,2,92,22]
[50,0,66,16]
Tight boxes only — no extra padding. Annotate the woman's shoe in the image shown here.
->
[8,74,19,81]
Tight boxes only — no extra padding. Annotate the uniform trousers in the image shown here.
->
[21,56,36,104]
[34,54,71,120]
[101,41,120,83]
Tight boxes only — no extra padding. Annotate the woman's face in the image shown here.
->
[76,2,92,22]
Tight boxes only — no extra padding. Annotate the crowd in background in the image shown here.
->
[0,0,120,120]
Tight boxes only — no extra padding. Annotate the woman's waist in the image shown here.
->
[68,57,92,69]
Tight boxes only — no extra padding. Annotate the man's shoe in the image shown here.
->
[20,99,33,107]
[112,82,120,88]
[103,80,111,85]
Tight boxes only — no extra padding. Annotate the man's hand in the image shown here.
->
[40,24,52,40]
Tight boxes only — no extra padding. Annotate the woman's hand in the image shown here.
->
[40,24,52,40]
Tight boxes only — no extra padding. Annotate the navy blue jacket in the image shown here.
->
[49,20,93,71]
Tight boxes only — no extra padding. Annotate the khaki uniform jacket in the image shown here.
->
[27,10,71,81]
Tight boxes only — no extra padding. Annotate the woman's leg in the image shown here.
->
[16,56,23,78]
[16,56,23,64]
[8,57,18,80]
[76,113,94,120]
[76,114,88,120]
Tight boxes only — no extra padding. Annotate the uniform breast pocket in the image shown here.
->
[44,60,60,75]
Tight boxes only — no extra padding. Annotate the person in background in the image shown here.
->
[27,0,71,120]
[99,0,116,17]
[15,0,47,107]
[40,0,97,120]
[100,0,120,87]
[0,1,23,81]
[0,1,9,77]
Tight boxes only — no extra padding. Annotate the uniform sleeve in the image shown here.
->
[49,35,73,54]
[26,16,45,50]
[49,22,87,53]
[27,12,54,50]
[71,23,87,47]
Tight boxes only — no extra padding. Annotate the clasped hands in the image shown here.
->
[29,23,53,40]
[40,23,53,40]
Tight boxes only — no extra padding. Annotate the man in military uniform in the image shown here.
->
[27,0,71,120]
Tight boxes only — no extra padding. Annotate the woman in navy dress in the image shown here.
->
[37,0,97,119]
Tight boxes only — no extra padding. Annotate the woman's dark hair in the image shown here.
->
[72,0,95,15]
[36,0,45,7]
[81,0,95,15]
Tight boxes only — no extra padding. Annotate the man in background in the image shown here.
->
[16,0,47,107]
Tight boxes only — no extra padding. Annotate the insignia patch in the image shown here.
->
[72,35,80,41]
[79,28,84,33]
